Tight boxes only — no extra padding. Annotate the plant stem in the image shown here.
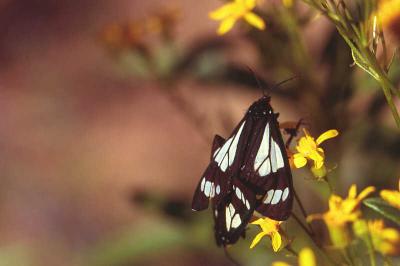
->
[285,245,299,257]
[291,212,339,266]
[291,212,313,236]
[293,188,315,235]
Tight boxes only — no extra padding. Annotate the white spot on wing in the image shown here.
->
[210,183,215,198]
[229,203,235,215]
[231,214,241,228]
[282,187,289,201]
[201,178,205,192]
[245,199,250,210]
[264,189,274,204]
[225,205,231,230]
[235,187,242,200]
[204,181,212,197]
[216,185,221,195]
[271,190,282,204]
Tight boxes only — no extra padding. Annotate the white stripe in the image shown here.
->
[245,199,250,210]
[274,141,285,169]
[271,190,282,205]
[213,147,221,158]
[264,189,274,204]
[254,123,270,172]
[282,187,289,201]
[270,140,278,172]
[200,177,205,192]
[214,122,246,172]
[258,160,271,176]
[228,122,245,167]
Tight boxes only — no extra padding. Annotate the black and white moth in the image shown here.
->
[192,96,294,246]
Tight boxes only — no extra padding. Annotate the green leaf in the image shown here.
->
[351,49,379,80]
[363,197,400,225]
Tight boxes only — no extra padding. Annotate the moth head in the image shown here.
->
[248,96,274,117]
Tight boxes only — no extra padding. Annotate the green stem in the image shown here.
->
[285,245,299,257]
[364,53,400,128]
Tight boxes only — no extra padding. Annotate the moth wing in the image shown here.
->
[240,115,293,220]
[255,118,293,220]
[192,118,251,211]
[213,178,256,246]
[192,135,225,211]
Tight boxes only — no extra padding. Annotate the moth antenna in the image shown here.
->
[245,66,267,96]
[270,75,299,91]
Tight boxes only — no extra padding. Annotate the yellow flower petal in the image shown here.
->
[271,232,282,252]
[380,189,400,209]
[250,231,268,249]
[299,248,316,266]
[293,153,307,168]
[217,18,237,35]
[272,262,291,266]
[282,0,293,8]
[382,228,400,241]
[209,4,236,20]
[358,186,375,201]
[316,129,339,145]
[244,0,257,9]
[308,150,324,169]
[348,184,357,199]
[244,12,265,30]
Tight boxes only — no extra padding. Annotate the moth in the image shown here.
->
[192,95,294,246]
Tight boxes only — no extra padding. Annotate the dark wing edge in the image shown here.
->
[255,116,294,221]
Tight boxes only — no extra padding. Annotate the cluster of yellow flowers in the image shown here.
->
[246,128,400,263]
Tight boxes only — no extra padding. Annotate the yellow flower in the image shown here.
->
[377,0,400,39]
[293,129,339,170]
[368,220,400,256]
[272,247,316,266]
[282,0,293,8]
[380,179,400,209]
[309,185,375,226]
[209,0,266,35]
[250,217,287,252]
[308,185,375,247]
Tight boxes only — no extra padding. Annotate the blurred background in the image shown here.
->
[0,0,399,265]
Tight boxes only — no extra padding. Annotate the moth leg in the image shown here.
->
[280,119,305,148]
